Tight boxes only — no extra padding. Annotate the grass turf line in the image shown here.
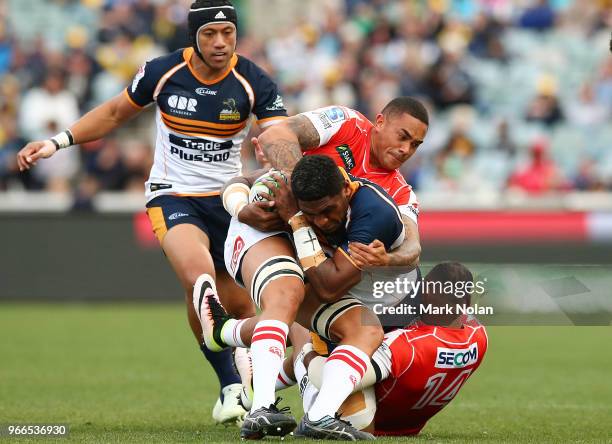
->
[0,304,610,443]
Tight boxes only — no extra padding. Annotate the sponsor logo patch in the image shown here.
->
[335,144,355,171]
[170,147,231,162]
[168,95,197,114]
[324,106,347,123]
[268,346,282,358]
[317,112,332,129]
[215,11,227,19]
[169,134,232,152]
[169,212,189,221]
[149,183,172,192]
[219,98,241,121]
[265,94,285,111]
[196,87,217,96]
[230,236,245,273]
[435,343,478,369]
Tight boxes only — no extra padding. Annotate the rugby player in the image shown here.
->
[255,97,429,269]
[198,155,420,439]
[16,0,288,424]
[303,262,488,436]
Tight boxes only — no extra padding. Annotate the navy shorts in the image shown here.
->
[146,194,230,270]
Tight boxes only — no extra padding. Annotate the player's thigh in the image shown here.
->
[328,305,383,354]
[240,235,304,315]
[297,288,383,355]
[161,224,215,291]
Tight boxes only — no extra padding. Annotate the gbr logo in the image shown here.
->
[168,95,197,112]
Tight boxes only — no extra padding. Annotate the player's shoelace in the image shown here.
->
[268,397,291,415]
[206,295,230,345]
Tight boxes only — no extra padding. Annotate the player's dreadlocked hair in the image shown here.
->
[382,97,429,126]
[291,155,345,202]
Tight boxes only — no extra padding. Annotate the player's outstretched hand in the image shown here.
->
[349,239,390,268]
[266,172,298,223]
[16,140,57,171]
[238,201,286,232]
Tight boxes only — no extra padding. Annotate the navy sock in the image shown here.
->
[200,344,241,400]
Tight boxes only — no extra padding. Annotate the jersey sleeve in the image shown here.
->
[251,67,288,128]
[395,187,419,225]
[384,330,415,379]
[301,106,360,147]
[125,60,163,108]
[339,187,405,254]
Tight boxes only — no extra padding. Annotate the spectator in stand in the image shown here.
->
[424,51,475,110]
[574,158,606,191]
[525,74,565,126]
[468,12,508,62]
[567,81,610,127]
[0,20,13,75]
[508,139,569,194]
[519,0,556,31]
[494,120,517,157]
[434,128,477,190]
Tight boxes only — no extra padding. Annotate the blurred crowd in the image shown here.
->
[0,0,611,202]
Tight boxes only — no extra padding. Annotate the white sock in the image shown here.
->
[302,382,319,413]
[275,360,296,391]
[220,318,247,347]
[306,345,368,421]
[250,320,289,411]
[294,357,307,387]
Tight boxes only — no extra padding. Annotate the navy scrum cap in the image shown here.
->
[188,0,238,59]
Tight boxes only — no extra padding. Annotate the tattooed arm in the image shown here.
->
[255,115,321,172]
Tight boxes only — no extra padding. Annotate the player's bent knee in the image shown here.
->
[311,297,364,341]
[250,255,304,309]
[357,324,384,352]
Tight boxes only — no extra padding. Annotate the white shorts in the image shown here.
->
[223,217,287,285]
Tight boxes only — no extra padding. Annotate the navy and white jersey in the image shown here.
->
[125,48,287,201]
[323,169,405,255]
[325,169,419,308]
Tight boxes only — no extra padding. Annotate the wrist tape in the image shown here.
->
[50,129,74,150]
[223,182,250,217]
[290,213,326,270]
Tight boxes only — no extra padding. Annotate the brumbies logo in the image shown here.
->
[335,144,355,171]
[219,98,241,121]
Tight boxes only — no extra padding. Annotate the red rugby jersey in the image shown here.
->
[301,106,419,224]
[374,319,488,436]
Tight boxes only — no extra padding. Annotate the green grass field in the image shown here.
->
[1,304,611,443]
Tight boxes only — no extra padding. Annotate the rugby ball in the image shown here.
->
[248,169,288,203]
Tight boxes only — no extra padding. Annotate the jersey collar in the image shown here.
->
[183,47,238,85]
[338,166,361,201]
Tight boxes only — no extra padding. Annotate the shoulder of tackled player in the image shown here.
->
[286,114,321,150]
